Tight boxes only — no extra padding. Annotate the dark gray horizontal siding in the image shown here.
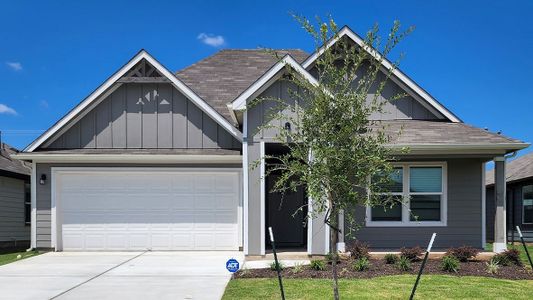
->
[45,83,240,150]
[0,176,29,242]
[349,158,484,249]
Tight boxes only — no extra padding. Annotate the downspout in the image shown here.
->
[502,150,517,245]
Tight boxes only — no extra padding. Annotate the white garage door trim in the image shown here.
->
[51,167,242,251]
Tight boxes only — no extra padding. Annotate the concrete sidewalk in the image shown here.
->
[0,251,242,300]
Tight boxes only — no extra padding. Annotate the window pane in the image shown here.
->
[523,185,533,223]
[410,195,441,221]
[374,167,403,193]
[410,167,442,193]
[371,195,403,221]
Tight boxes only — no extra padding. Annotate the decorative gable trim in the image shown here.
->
[230,55,320,111]
[301,26,462,123]
[24,50,242,152]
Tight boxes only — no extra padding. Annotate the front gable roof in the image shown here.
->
[301,26,462,123]
[175,49,308,124]
[24,50,242,152]
[230,54,321,111]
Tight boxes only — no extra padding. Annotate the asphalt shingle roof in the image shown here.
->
[175,49,309,124]
[0,143,31,176]
[378,120,524,146]
[486,151,533,186]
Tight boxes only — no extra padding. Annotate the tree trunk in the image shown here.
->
[329,201,340,300]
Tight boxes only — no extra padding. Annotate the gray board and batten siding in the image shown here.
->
[42,83,241,151]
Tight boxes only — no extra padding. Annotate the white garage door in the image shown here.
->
[54,169,240,251]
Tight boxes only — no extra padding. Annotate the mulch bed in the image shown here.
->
[235,259,533,280]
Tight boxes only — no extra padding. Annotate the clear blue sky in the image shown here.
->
[1,0,532,156]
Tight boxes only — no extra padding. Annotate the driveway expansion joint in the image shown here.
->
[49,251,148,299]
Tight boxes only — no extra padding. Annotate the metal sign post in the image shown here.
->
[516,226,533,269]
[410,233,436,300]
[269,226,285,300]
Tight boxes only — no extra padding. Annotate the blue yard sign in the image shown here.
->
[226,258,240,273]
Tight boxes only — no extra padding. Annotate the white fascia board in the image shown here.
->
[231,55,319,111]
[302,26,462,123]
[24,50,242,152]
[12,153,242,164]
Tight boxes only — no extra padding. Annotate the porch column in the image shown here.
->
[493,156,507,253]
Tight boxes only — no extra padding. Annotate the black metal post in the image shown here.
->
[517,226,533,270]
[269,227,285,300]
[409,233,436,300]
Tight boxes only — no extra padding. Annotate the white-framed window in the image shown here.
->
[522,185,533,224]
[366,162,447,227]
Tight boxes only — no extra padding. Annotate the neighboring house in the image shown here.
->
[486,152,533,242]
[0,143,31,249]
[15,26,528,255]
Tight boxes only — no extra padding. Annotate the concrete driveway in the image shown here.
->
[0,251,243,300]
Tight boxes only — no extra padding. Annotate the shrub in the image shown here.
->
[396,256,412,271]
[445,246,480,262]
[352,257,370,272]
[310,259,326,271]
[486,258,500,274]
[492,253,510,266]
[503,248,522,266]
[441,255,460,273]
[400,246,424,262]
[384,253,399,264]
[292,262,304,274]
[347,240,370,260]
[270,261,284,271]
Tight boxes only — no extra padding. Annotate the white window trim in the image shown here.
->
[522,185,533,225]
[366,161,448,227]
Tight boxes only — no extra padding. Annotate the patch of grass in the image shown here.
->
[0,250,41,266]
[223,276,533,299]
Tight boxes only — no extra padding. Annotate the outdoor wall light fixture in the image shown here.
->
[39,174,47,185]
[284,122,291,132]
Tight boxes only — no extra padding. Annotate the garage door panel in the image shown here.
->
[57,170,239,251]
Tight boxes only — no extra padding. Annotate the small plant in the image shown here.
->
[396,256,412,271]
[503,248,523,266]
[445,246,480,262]
[347,240,371,260]
[400,246,423,262]
[326,252,340,264]
[492,253,510,266]
[310,259,326,271]
[352,257,370,271]
[486,258,500,274]
[270,261,285,271]
[384,253,399,264]
[441,255,460,273]
[292,262,304,274]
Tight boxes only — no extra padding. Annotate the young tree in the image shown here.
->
[254,17,413,299]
